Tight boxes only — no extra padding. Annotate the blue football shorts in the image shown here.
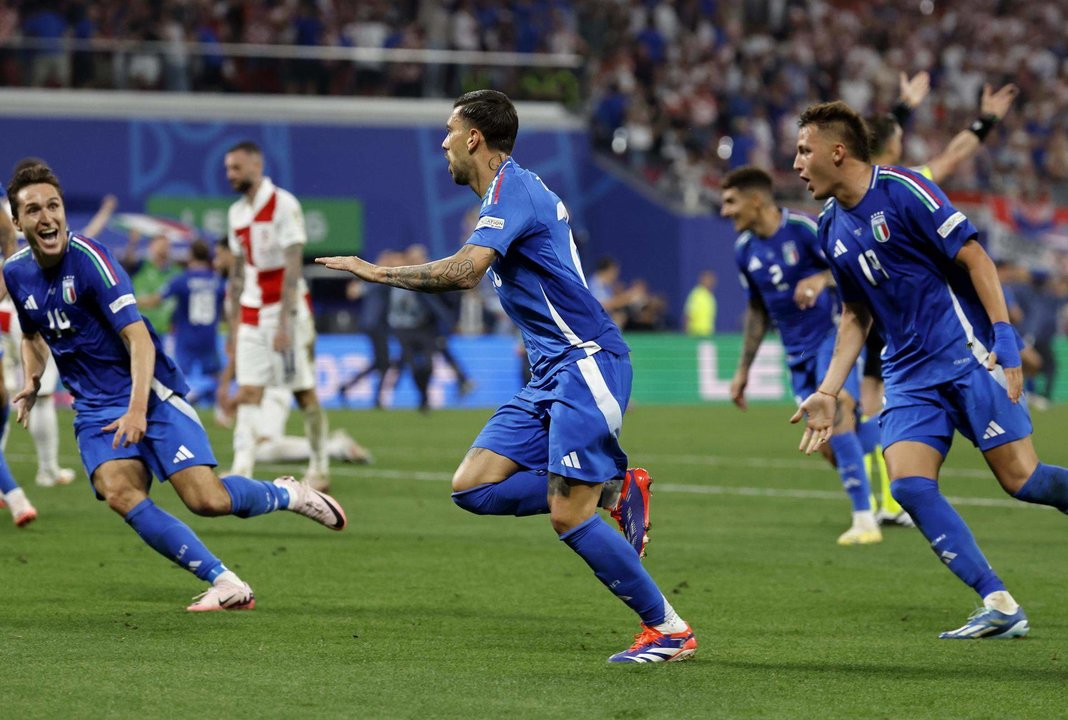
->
[74,393,217,497]
[790,329,864,406]
[880,362,1032,456]
[472,350,631,484]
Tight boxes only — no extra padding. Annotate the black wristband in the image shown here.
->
[969,113,999,142]
[890,100,912,128]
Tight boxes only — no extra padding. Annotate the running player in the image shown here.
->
[862,75,1018,525]
[317,90,696,663]
[722,166,878,545]
[224,142,329,490]
[4,163,347,610]
[792,100,1067,639]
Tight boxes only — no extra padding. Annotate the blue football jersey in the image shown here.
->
[735,209,837,365]
[161,268,225,350]
[819,165,983,390]
[466,157,629,380]
[3,232,189,410]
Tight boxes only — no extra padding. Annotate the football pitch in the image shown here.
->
[3,404,1066,719]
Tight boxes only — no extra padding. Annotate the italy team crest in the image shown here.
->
[870,211,890,243]
[782,241,799,266]
[62,276,76,304]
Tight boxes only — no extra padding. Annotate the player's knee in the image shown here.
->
[185,484,233,516]
[889,475,936,508]
[451,466,481,493]
[101,485,144,516]
[549,505,591,535]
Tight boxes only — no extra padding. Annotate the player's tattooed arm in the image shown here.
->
[738,297,770,374]
[316,244,497,293]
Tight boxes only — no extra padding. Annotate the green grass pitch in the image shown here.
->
[2,404,1066,719]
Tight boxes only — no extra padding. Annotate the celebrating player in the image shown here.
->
[317,90,696,663]
[3,163,347,610]
[791,101,1067,639]
[722,166,878,545]
[224,141,330,490]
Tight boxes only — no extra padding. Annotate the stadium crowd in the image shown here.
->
[2,1,1066,203]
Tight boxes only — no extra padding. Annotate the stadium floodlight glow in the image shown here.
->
[717,137,734,160]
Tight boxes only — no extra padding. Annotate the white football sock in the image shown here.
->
[983,590,1019,614]
[303,404,328,475]
[652,597,689,634]
[256,436,311,464]
[29,396,60,477]
[231,403,261,477]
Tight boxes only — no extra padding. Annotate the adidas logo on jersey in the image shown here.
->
[833,239,849,258]
[560,451,582,469]
[748,257,763,272]
[172,445,195,464]
[24,294,38,310]
[982,421,1006,440]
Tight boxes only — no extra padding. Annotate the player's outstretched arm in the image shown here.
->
[316,244,497,293]
[731,297,770,411]
[13,332,49,426]
[104,320,155,448]
[790,300,872,454]
[81,194,118,237]
[955,239,1023,403]
[925,83,1018,185]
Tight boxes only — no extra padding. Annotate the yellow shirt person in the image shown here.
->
[684,270,717,336]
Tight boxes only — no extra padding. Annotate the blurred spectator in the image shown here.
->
[683,269,717,337]
[122,231,179,334]
[621,278,667,331]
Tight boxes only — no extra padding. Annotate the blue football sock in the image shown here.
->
[856,417,881,455]
[891,476,1005,597]
[451,471,549,516]
[828,433,872,511]
[124,498,226,582]
[220,475,290,518]
[0,404,18,495]
[1014,463,1068,513]
[560,515,665,625]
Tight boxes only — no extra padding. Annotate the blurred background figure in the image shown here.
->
[683,270,717,337]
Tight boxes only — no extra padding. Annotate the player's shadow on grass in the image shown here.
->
[716,659,1068,683]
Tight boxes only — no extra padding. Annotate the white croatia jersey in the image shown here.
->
[227,177,310,322]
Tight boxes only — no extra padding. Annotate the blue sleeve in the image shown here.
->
[465,179,538,256]
[159,274,181,301]
[734,244,754,301]
[891,168,978,259]
[3,265,40,335]
[796,217,829,270]
[83,242,144,334]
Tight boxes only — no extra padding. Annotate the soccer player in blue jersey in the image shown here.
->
[3,163,348,611]
[317,89,696,663]
[792,100,1068,639]
[142,239,226,402]
[721,166,879,545]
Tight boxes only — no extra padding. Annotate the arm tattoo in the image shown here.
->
[382,246,483,293]
[739,301,769,371]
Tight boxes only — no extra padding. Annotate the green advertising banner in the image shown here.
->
[626,334,794,405]
[146,195,363,256]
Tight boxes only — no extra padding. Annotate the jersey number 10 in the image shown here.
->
[857,249,890,287]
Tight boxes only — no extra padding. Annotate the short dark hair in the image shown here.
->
[866,114,900,157]
[12,156,49,175]
[722,166,774,195]
[453,90,519,154]
[190,239,212,263]
[226,140,262,156]
[595,255,619,273]
[7,163,63,216]
[798,101,872,163]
